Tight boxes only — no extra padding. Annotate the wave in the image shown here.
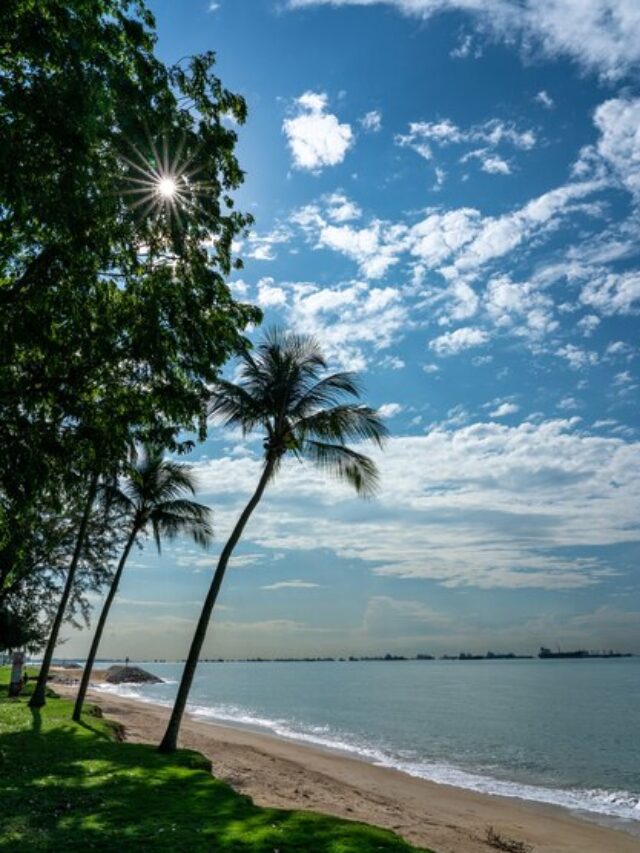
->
[92,681,640,824]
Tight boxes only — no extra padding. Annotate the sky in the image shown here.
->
[65,0,640,660]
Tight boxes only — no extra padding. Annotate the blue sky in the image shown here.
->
[66,0,640,660]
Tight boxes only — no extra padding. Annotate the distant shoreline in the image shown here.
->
[40,650,636,666]
[52,673,640,853]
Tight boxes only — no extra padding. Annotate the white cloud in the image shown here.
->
[409,208,480,266]
[261,579,322,590]
[397,118,536,152]
[259,279,409,370]
[534,90,555,109]
[429,326,489,356]
[324,192,362,223]
[194,419,640,591]
[449,178,605,276]
[485,276,557,340]
[378,402,403,418]
[605,340,635,360]
[577,314,600,336]
[580,270,640,315]
[359,109,382,132]
[379,355,406,370]
[489,402,520,418]
[449,32,482,59]
[247,225,293,261]
[283,91,354,172]
[292,173,606,292]
[480,154,512,175]
[317,220,408,278]
[397,117,535,177]
[256,276,287,308]
[556,344,599,369]
[288,1,640,80]
[461,148,513,174]
[594,97,640,196]
[557,396,581,411]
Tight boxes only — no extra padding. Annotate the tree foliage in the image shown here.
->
[0,0,260,635]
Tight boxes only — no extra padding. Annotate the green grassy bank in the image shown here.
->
[0,667,430,852]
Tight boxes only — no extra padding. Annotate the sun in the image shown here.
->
[119,136,206,230]
[157,176,178,198]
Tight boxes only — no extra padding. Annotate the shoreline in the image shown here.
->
[53,675,640,853]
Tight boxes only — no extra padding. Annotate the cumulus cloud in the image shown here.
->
[429,326,489,356]
[489,402,520,418]
[593,96,640,196]
[316,220,408,279]
[324,192,362,222]
[283,91,354,171]
[378,402,403,418]
[580,270,640,315]
[478,153,512,175]
[556,344,599,369]
[250,278,408,370]
[287,0,640,80]
[485,276,558,340]
[256,277,287,308]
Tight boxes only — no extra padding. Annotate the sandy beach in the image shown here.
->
[51,671,639,853]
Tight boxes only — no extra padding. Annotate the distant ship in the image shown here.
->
[538,646,632,659]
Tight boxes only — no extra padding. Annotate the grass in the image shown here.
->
[0,667,431,852]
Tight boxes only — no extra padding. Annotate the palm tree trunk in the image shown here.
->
[72,523,138,722]
[29,472,99,709]
[158,458,275,753]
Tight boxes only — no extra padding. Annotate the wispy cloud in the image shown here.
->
[287,1,640,80]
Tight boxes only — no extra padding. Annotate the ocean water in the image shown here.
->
[94,658,640,826]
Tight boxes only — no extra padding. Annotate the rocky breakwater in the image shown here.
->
[104,665,163,685]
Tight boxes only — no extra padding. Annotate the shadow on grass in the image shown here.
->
[0,695,428,853]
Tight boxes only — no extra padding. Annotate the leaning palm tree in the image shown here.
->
[72,446,213,722]
[158,329,388,752]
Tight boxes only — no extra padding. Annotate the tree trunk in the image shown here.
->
[29,473,99,709]
[72,524,137,722]
[158,458,275,753]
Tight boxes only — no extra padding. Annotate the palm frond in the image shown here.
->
[150,499,213,550]
[208,379,264,434]
[208,329,387,500]
[296,405,389,446]
[303,441,380,497]
[290,371,362,418]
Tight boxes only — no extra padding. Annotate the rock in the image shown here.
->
[104,665,163,685]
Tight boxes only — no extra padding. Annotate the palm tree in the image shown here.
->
[29,471,100,709]
[72,446,213,722]
[158,329,388,752]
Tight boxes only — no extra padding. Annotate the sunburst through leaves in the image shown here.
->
[120,135,211,231]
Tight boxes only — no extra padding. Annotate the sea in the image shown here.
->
[92,658,640,829]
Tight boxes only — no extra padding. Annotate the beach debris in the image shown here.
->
[485,826,534,853]
[104,665,163,685]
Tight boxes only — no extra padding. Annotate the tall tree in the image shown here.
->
[1,0,260,658]
[158,330,388,753]
[72,447,212,721]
